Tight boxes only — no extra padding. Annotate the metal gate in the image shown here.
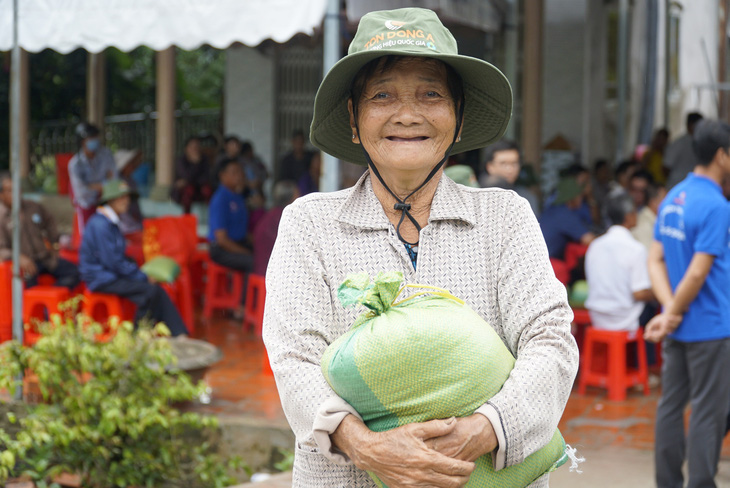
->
[275,42,323,172]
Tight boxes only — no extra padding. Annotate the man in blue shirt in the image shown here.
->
[538,177,596,259]
[646,119,730,488]
[208,158,253,273]
[79,180,187,336]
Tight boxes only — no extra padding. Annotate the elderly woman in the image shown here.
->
[263,7,578,488]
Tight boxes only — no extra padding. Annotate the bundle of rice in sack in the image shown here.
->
[321,271,570,488]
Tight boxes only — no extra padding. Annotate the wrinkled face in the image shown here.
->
[486,149,520,185]
[0,179,12,208]
[349,57,457,175]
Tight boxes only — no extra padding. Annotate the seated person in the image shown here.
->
[277,129,313,182]
[208,158,253,273]
[79,180,187,336]
[241,141,269,197]
[172,136,213,214]
[68,122,118,232]
[539,177,596,260]
[0,172,80,289]
[113,149,145,235]
[585,191,653,332]
[297,151,321,196]
[479,139,539,214]
[253,180,299,276]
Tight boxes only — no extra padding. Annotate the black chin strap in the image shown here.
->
[353,101,465,246]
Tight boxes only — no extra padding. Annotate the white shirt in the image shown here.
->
[585,225,651,332]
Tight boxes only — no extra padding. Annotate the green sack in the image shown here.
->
[321,271,568,488]
[140,256,181,284]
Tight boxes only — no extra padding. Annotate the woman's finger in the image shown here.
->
[410,417,457,441]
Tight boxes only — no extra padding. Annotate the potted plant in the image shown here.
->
[0,309,247,487]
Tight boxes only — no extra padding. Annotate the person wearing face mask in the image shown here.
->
[68,122,118,234]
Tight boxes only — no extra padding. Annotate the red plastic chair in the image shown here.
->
[564,242,588,274]
[243,274,266,336]
[203,262,244,319]
[23,286,71,346]
[82,290,136,341]
[0,261,13,342]
[578,327,650,401]
[55,153,74,196]
[550,258,569,286]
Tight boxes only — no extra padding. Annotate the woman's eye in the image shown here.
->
[426,91,441,98]
[373,92,389,99]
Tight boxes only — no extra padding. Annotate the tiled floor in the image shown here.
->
[191,315,730,460]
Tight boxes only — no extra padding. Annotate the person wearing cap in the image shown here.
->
[79,180,188,337]
[262,8,578,488]
[68,122,118,232]
[114,149,145,234]
[0,172,80,289]
[538,178,596,261]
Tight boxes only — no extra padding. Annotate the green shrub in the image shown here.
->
[0,309,247,487]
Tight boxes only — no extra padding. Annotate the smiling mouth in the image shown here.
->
[386,136,429,142]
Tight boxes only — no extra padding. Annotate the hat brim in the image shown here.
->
[99,188,137,205]
[311,49,513,166]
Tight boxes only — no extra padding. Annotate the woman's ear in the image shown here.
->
[347,98,360,144]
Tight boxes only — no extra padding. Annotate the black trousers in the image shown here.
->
[26,257,81,290]
[209,243,253,273]
[94,279,188,336]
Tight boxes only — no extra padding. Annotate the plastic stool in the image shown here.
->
[578,327,650,401]
[82,291,136,341]
[0,261,12,342]
[243,274,266,335]
[262,346,274,376]
[160,270,195,336]
[23,286,71,345]
[203,262,244,319]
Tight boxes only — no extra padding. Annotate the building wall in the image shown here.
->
[224,45,276,177]
[659,0,719,139]
[542,0,587,154]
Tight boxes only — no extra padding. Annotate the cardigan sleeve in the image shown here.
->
[487,196,579,468]
[262,202,348,452]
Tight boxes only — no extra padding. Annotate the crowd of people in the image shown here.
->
[0,122,320,335]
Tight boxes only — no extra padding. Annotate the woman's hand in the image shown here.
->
[332,415,475,488]
[426,414,497,462]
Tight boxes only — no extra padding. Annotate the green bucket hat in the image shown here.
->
[554,178,584,205]
[444,164,479,188]
[99,179,136,205]
[310,7,513,166]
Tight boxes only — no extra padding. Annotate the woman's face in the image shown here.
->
[350,58,457,176]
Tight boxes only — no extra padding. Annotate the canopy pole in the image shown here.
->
[320,0,340,193]
[616,0,629,163]
[522,0,544,169]
[10,0,24,398]
[155,47,176,189]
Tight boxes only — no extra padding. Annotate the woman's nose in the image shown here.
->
[391,97,424,124]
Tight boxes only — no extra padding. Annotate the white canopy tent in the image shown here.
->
[0,0,328,53]
[5,0,338,350]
